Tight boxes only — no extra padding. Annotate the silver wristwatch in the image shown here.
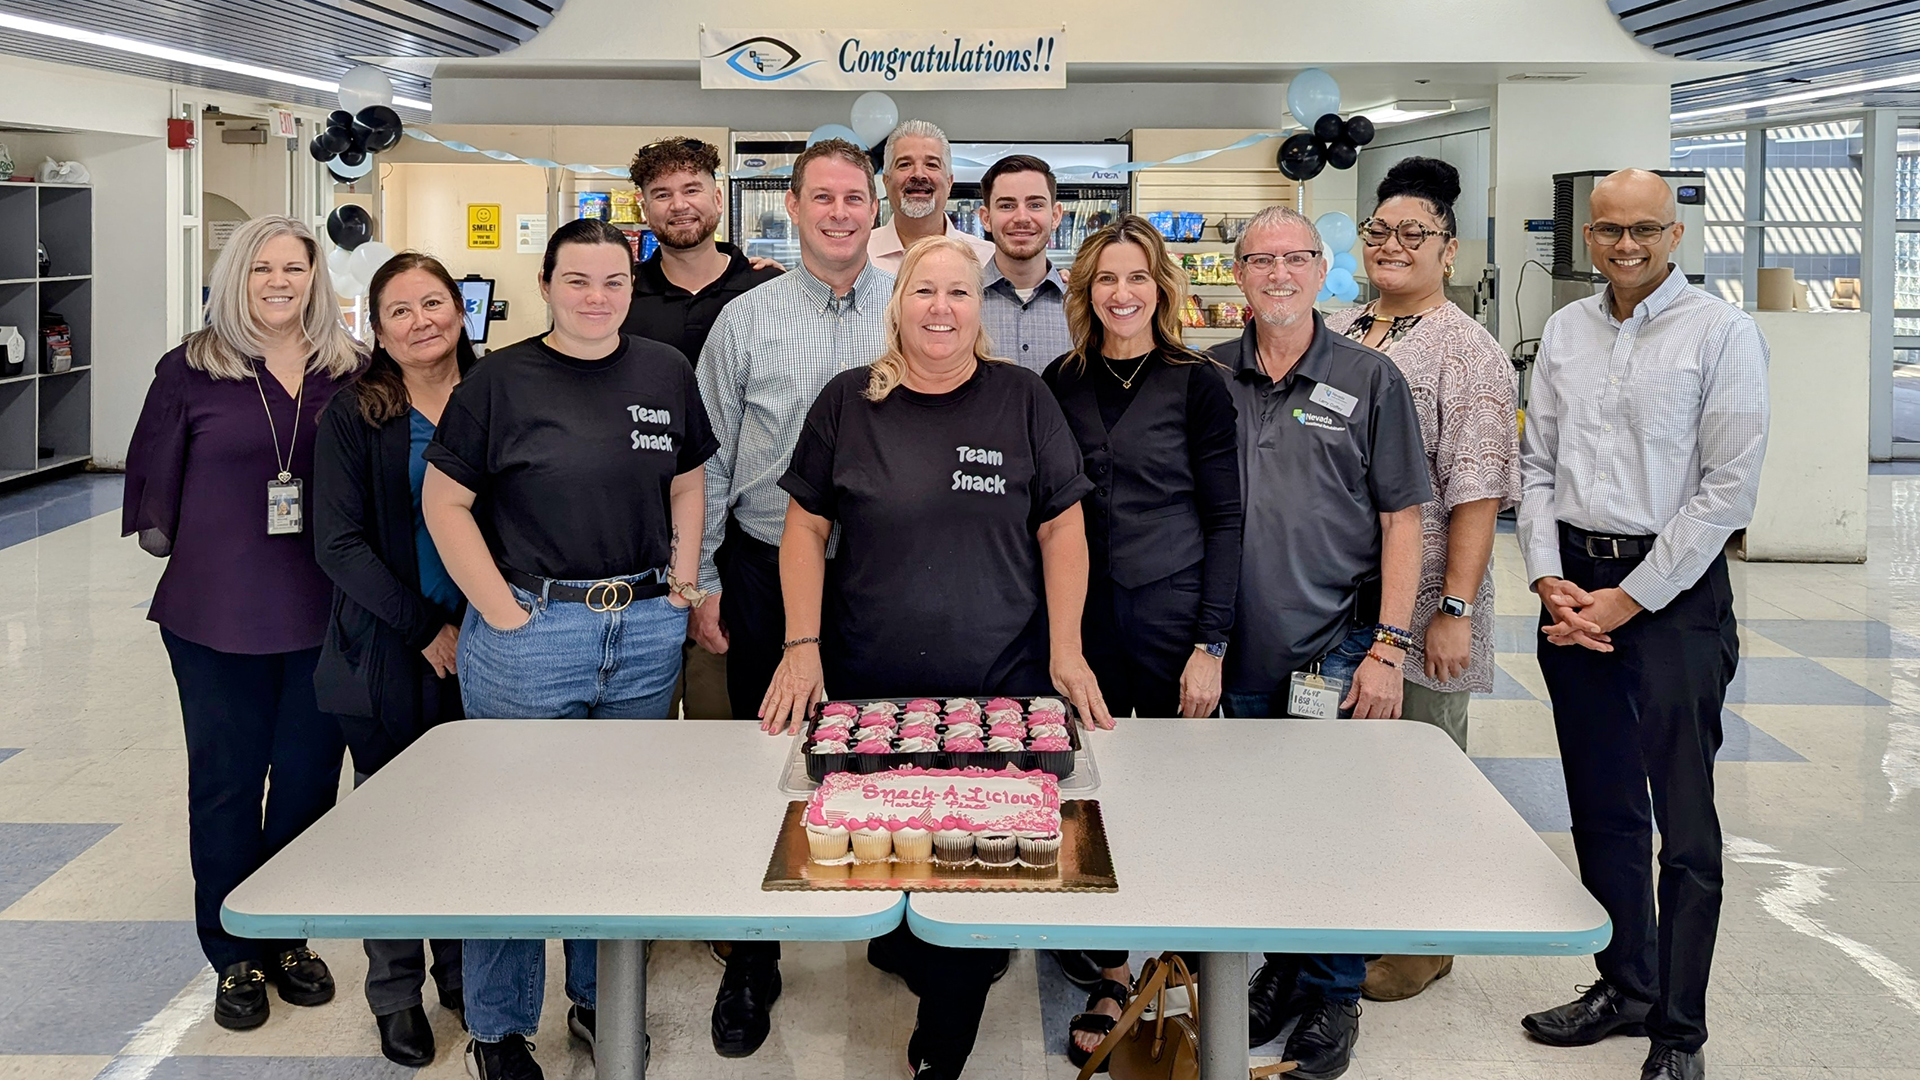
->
[1439,595,1474,618]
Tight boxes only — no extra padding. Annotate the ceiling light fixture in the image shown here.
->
[0,11,431,112]
[1672,71,1920,122]
[1358,100,1454,125]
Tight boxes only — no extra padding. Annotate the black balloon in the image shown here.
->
[308,135,331,163]
[327,110,355,133]
[1277,133,1325,182]
[328,167,358,185]
[347,127,369,156]
[354,105,404,153]
[326,205,373,250]
[338,147,367,168]
[1313,112,1346,144]
[1326,138,1359,170]
[314,127,351,158]
[1345,114,1376,147]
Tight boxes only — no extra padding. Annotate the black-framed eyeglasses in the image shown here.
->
[1239,250,1321,272]
[1587,221,1676,246]
[1359,218,1452,250]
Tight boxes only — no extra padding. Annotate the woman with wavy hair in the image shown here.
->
[123,214,365,1032]
[757,234,1107,1080]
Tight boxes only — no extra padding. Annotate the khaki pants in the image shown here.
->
[672,640,733,719]
[1400,679,1469,751]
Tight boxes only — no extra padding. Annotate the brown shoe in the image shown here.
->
[1362,955,1453,1001]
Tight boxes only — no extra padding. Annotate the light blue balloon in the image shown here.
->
[807,124,861,147]
[1332,251,1358,275]
[849,92,899,149]
[1287,68,1342,129]
[1325,266,1356,295]
[1317,286,1334,304]
[1315,212,1357,257]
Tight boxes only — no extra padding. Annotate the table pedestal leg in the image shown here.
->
[597,939,648,1080]
[1196,951,1248,1080]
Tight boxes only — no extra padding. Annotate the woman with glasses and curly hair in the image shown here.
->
[1326,156,1520,1003]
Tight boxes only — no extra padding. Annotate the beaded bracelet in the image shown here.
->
[782,636,821,650]
[1365,647,1400,669]
[1373,623,1415,650]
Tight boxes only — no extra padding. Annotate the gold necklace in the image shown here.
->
[1102,351,1152,389]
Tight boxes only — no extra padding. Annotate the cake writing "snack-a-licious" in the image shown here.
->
[803,766,1063,868]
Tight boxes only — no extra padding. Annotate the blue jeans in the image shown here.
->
[457,579,688,1043]
[1221,621,1374,1002]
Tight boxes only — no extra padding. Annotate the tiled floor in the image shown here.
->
[4,473,1920,1078]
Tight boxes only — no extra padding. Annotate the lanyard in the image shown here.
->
[251,363,304,483]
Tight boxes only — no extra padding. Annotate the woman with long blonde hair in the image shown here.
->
[123,214,364,1032]
[758,235,1107,1080]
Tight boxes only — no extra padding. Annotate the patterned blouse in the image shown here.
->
[1326,301,1520,693]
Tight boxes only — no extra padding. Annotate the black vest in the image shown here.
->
[1055,357,1206,589]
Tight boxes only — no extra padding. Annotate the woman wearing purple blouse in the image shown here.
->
[123,215,365,1032]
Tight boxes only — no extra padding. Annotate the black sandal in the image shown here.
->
[1067,977,1132,1071]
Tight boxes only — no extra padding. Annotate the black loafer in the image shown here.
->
[266,946,335,1007]
[712,956,782,1057]
[1248,956,1305,1048]
[214,960,269,1031]
[376,1005,435,1067]
[1284,997,1360,1080]
[1521,980,1651,1047]
[1642,1044,1705,1080]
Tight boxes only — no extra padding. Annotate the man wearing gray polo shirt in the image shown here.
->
[1209,205,1429,1080]
[976,154,1072,372]
[691,137,891,1060]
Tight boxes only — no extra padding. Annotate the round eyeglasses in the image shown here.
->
[1359,218,1452,250]
[1587,222,1677,246]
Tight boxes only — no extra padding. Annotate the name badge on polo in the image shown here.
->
[1309,382,1358,418]
[1287,670,1345,719]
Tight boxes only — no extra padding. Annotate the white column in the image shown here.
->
[1863,110,1898,460]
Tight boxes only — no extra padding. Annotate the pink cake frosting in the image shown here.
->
[898,722,939,740]
[806,765,1062,833]
[859,701,900,717]
[1026,709,1067,727]
[943,698,982,715]
[905,698,941,713]
[820,702,859,719]
[986,720,1027,739]
[985,697,1021,712]
[1026,723,1069,739]
[894,736,938,753]
[942,735,985,752]
[1027,736,1072,751]
[1028,697,1067,714]
[852,737,893,754]
[941,721,984,739]
[985,735,1024,752]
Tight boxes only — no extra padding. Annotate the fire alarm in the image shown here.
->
[167,118,198,150]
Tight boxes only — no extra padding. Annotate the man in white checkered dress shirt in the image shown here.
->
[1517,169,1770,1080]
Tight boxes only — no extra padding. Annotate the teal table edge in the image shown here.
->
[222,894,907,942]
[904,903,1612,956]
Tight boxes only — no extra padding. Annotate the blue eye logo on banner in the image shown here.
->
[698,27,1067,91]
[705,35,821,82]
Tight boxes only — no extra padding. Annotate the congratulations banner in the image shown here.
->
[698,27,1065,90]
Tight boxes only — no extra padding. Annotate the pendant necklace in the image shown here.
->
[1103,352,1152,389]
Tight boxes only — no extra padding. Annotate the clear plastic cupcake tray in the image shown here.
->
[776,695,1102,796]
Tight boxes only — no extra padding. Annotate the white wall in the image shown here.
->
[1489,81,1672,350]
[1744,312,1869,562]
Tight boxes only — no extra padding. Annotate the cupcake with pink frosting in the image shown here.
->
[943,698,982,717]
[942,735,986,753]
[904,698,941,714]
[820,701,859,720]
[985,697,1022,714]
[1027,736,1072,752]
[1027,697,1067,715]
[985,735,1024,753]
[1026,708,1068,728]
[940,720,984,740]
[1026,723,1069,740]
[859,701,900,718]
[898,721,939,741]
[986,719,1027,740]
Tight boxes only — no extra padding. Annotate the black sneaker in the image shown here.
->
[213,960,269,1031]
[465,1034,542,1080]
[265,946,334,1007]
[1284,997,1360,1080]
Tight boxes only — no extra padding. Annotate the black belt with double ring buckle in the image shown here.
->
[1560,523,1656,560]
[501,567,669,609]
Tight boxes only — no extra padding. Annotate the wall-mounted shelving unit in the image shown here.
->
[0,181,92,484]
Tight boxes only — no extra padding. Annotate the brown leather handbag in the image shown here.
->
[1075,953,1296,1080]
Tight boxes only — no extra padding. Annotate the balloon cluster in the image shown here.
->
[1274,68,1377,182]
[309,66,405,184]
[807,92,900,153]
[1314,212,1362,304]
[316,65,407,296]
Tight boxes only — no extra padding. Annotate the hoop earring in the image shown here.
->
[1444,263,1455,280]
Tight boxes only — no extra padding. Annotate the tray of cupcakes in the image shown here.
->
[803,697,1081,782]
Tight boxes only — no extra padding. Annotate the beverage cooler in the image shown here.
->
[730,134,1131,272]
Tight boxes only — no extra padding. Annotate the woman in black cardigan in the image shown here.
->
[313,252,475,1068]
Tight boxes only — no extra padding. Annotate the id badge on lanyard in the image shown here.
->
[267,478,304,535]
[1287,664,1347,719]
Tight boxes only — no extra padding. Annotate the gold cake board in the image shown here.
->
[763,799,1117,892]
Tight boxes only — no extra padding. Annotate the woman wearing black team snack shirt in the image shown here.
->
[759,236,1109,1080]
[421,218,716,1080]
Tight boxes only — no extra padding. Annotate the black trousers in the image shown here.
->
[871,922,1011,1076]
[1083,564,1202,719]
[161,630,345,970]
[1536,539,1737,1052]
[717,518,786,967]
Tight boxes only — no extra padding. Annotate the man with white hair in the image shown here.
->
[867,119,996,276]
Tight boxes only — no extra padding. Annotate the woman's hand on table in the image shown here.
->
[1051,651,1114,730]
[759,642,824,735]
[1178,648,1222,717]
[421,624,460,678]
